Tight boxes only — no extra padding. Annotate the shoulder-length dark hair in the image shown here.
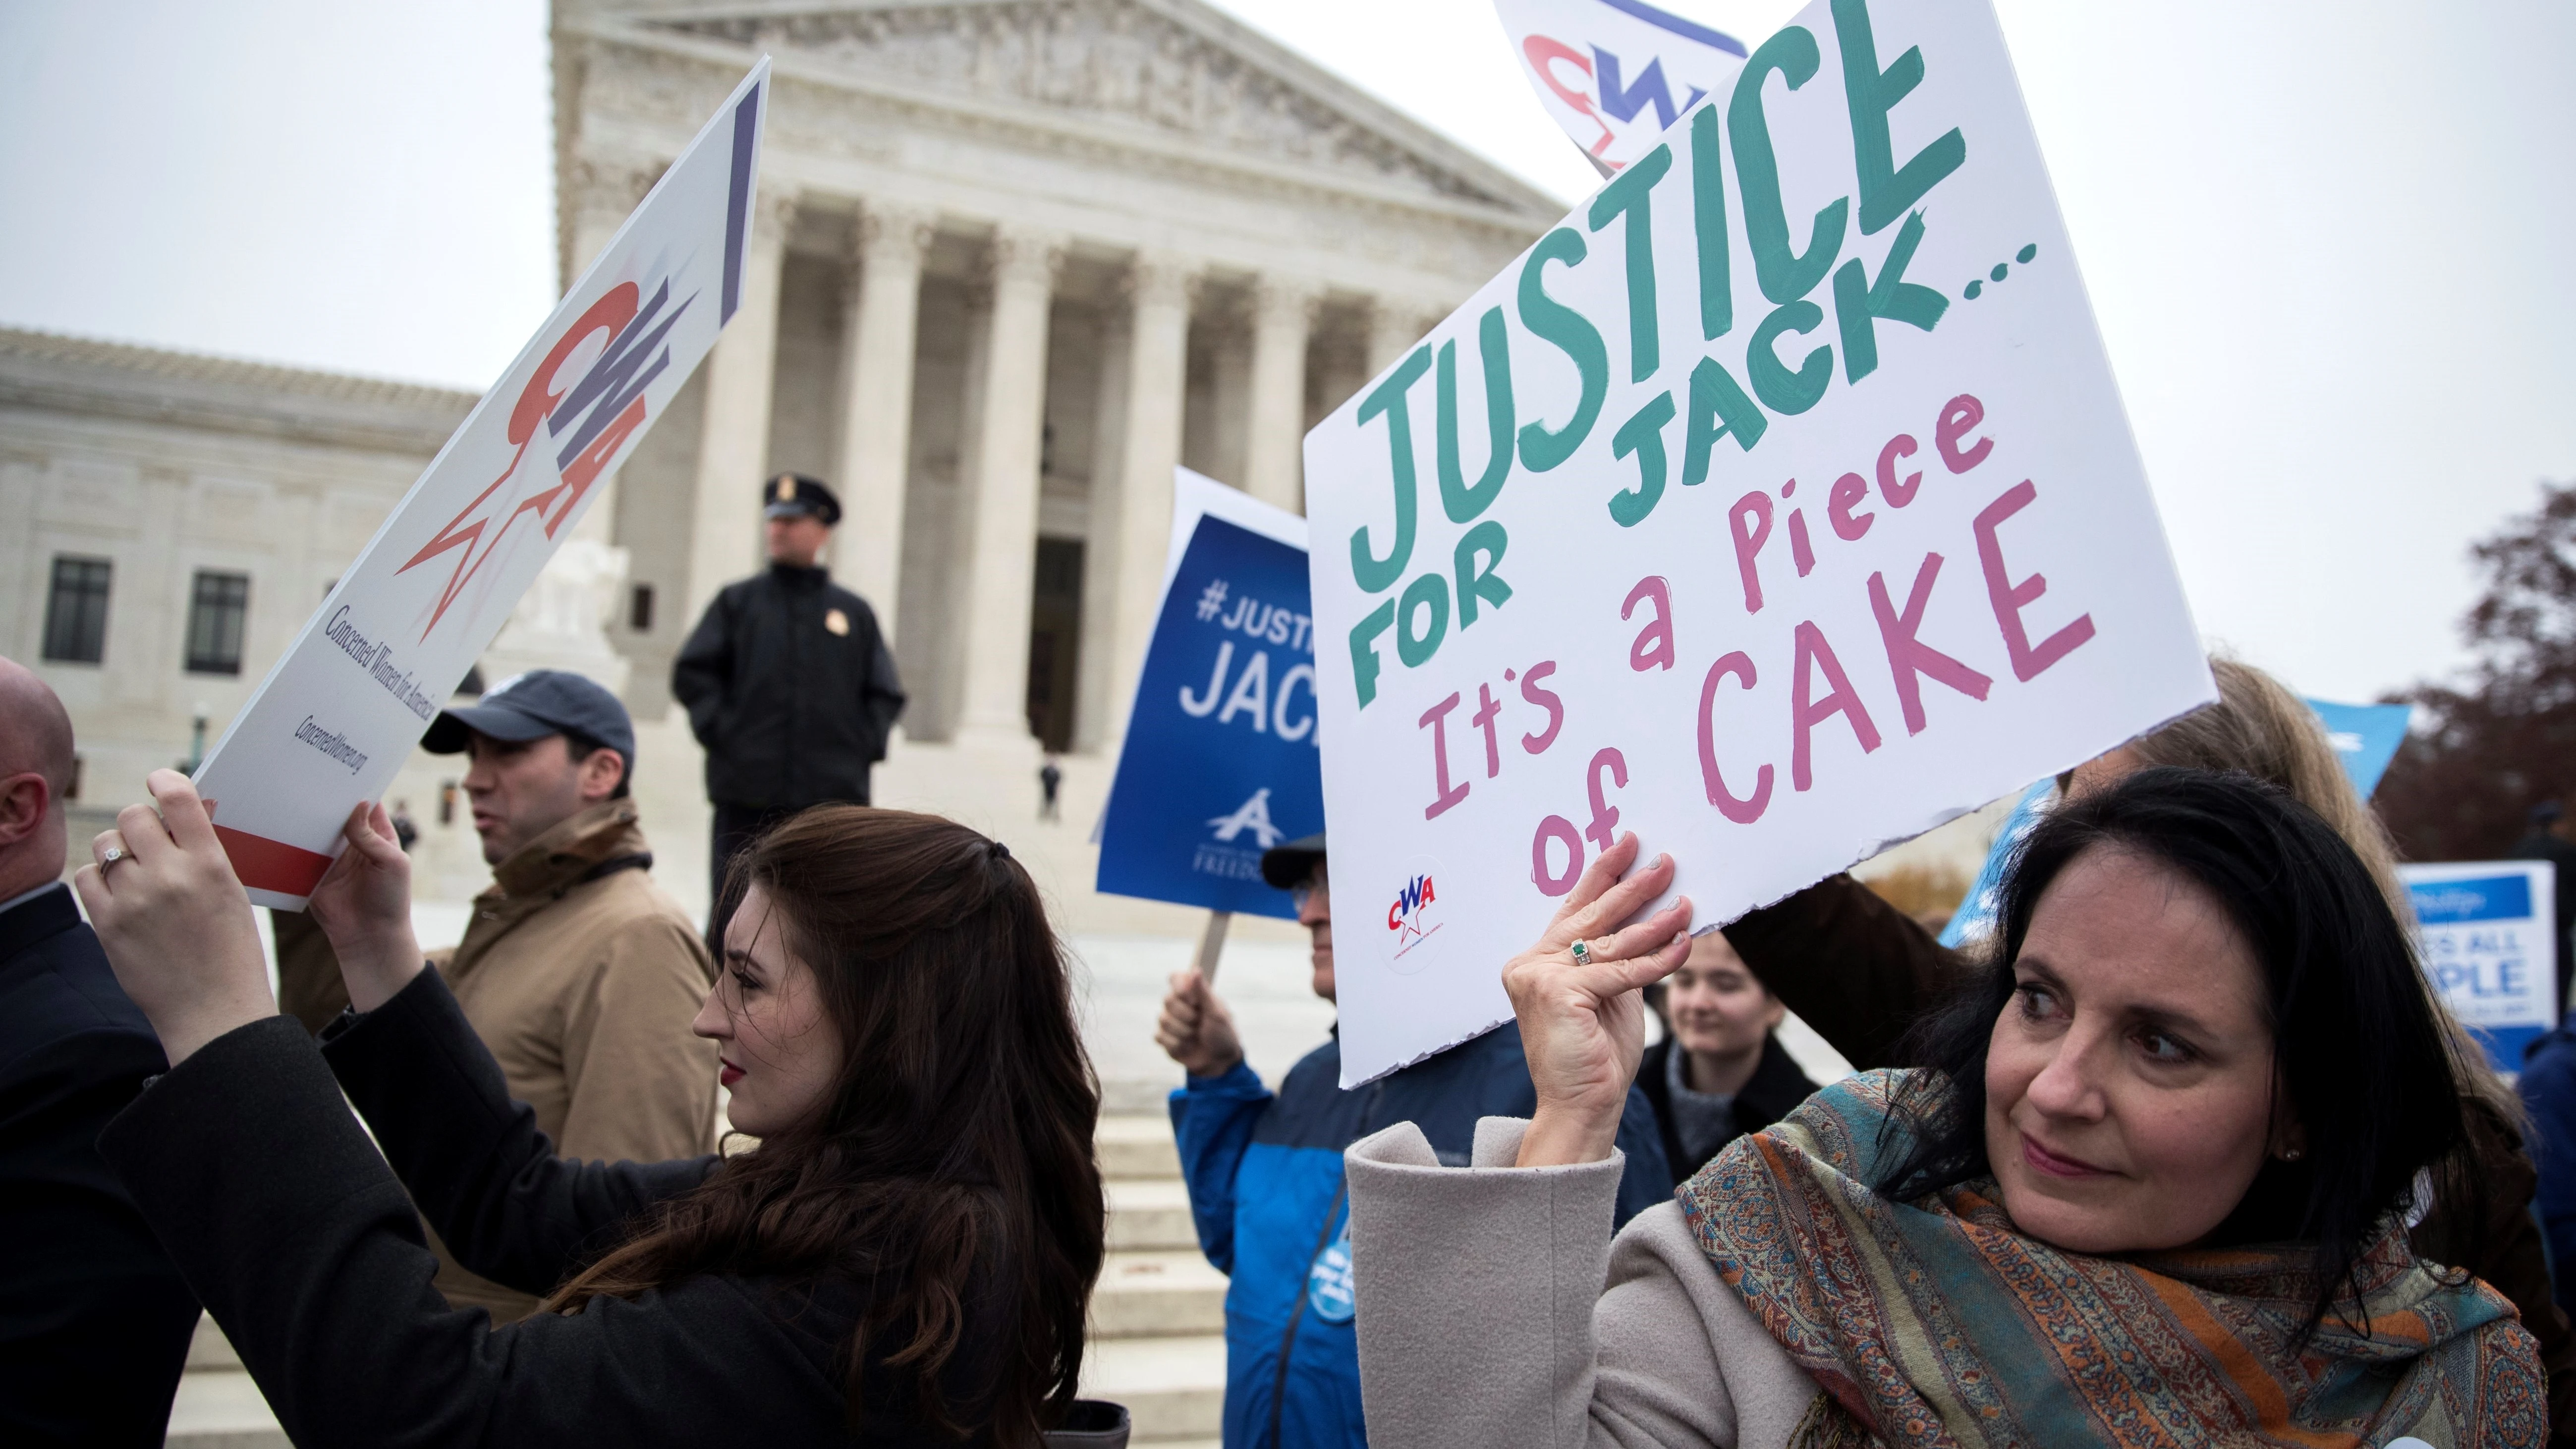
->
[550,807,1105,1445]
[1882,768,2465,1339]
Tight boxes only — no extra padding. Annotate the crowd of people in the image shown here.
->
[2,470,2574,1446]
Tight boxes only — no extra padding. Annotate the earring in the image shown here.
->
[2282,1147,2304,1162]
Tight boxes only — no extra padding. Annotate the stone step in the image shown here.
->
[184,1311,239,1371]
[1097,1114,1181,1180]
[1088,1249,1227,1338]
[1105,1175,1198,1251]
[169,1317,284,1448]
[1081,1332,1227,1444]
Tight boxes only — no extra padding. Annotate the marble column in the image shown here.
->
[1074,304,1132,755]
[1244,274,1320,513]
[683,185,796,626]
[953,224,1064,738]
[832,201,935,635]
[1095,252,1195,747]
[1367,294,1440,377]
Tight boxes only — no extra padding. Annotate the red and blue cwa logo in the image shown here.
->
[399,277,694,639]
[1385,857,1446,972]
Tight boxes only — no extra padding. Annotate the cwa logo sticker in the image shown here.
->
[1383,855,1446,975]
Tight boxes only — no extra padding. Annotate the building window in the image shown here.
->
[629,583,656,633]
[41,556,112,664]
[184,570,251,675]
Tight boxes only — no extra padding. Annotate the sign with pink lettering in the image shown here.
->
[1304,0,2213,1085]
[191,58,772,909]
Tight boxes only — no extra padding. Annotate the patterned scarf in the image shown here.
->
[1677,1070,2545,1447]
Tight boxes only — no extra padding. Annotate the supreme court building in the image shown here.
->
[0,0,1563,931]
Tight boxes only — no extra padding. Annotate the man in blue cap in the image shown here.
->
[413,669,716,1322]
[1154,830,1672,1449]
[673,473,905,938]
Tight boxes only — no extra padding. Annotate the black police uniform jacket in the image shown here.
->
[672,562,906,810]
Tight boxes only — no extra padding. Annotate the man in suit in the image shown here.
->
[672,473,904,943]
[0,655,200,1444]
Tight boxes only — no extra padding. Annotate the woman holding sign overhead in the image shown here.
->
[1345,771,2544,1447]
[71,771,1118,1448]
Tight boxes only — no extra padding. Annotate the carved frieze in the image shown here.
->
[653,1,1509,209]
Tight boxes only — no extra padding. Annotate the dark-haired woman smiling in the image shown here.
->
[1347,771,2543,1447]
[76,771,1110,1447]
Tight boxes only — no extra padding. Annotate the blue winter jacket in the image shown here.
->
[1169,1022,1672,1449]
[2522,1022,2576,1311]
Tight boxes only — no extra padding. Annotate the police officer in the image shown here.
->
[673,473,905,938]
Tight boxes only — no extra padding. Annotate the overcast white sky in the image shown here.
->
[2,0,2569,704]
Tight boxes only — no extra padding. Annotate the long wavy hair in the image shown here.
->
[2114,657,2523,1243]
[1884,769,2468,1343]
[547,808,1105,1444]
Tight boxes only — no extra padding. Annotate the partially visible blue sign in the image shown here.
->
[1098,514,1322,918]
[2305,698,2412,799]
[1937,779,2052,948]
[2405,861,2558,1071]
[2411,873,2535,925]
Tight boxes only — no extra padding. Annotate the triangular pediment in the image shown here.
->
[626,0,1560,220]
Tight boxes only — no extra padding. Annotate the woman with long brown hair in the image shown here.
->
[75,771,1112,1447]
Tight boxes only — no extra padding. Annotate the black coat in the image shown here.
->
[96,967,996,1447]
[1633,1033,1819,1183]
[672,563,906,810]
[0,883,199,1447]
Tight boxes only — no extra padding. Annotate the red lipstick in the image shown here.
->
[2020,1133,2110,1179]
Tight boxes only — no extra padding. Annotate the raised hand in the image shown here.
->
[73,769,276,1064]
[306,800,426,1012]
[1503,833,1693,1168]
[1155,968,1244,1079]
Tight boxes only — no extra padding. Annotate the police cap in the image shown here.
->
[763,472,842,525]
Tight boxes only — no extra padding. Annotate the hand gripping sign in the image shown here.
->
[191,58,772,909]
[1097,469,1323,921]
[1304,0,2215,1085]
[1495,0,1763,174]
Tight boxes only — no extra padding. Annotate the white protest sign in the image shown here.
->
[1495,0,1778,173]
[192,58,773,909]
[1304,0,2214,1085]
[2405,861,2560,1073]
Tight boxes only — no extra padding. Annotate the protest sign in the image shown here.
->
[2307,697,2411,799]
[1304,0,2215,1084]
[2405,861,2559,1071]
[1934,779,2047,948]
[1495,0,1760,173]
[191,59,773,909]
[1098,470,1321,921]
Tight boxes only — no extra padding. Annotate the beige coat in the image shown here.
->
[425,800,718,1322]
[1345,1117,1829,1449]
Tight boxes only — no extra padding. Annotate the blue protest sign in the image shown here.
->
[2304,698,2412,799]
[1098,507,1322,918]
[1936,780,2053,948]
[2405,861,2559,1070]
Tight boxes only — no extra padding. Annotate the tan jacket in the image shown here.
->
[425,800,718,1322]
[1346,1117,1827,1449]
